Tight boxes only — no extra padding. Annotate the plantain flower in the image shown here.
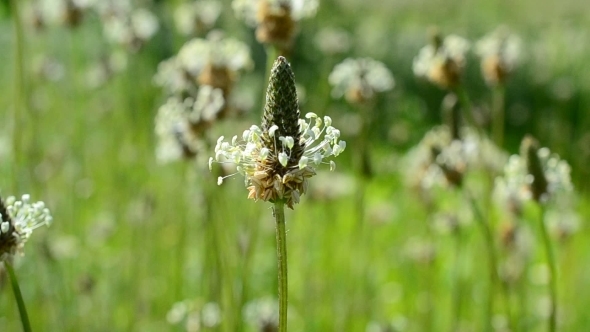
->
[413,32,470,89]
[1,194,52,261]
[232,0,318,51]
[495,136,573,205]
[475,27,522,86]
[211,57,346,208]
[154,33,253,98]
[174,0,222,36]
[328,57,394,104]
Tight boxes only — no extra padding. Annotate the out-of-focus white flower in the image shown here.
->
[329,57,394,104]
[233,0,318,50]
[243,297,279,331]
[402,126,506,190]
[166,300,221,332]
[100,4,159,52]
[314,27,352,55]
[495,136,573,205]
[174,0,222,35]
[413,33,470,89]
[177,35,253,77]
[155,34,253,96]
[31,0,93,27]
[155,90,224,163]
[85,51,128,89]
[1,194,53,261]
[475,27,522,85]
[233,0,318,26]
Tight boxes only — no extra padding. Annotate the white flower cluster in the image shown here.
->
[402,126,506,189]
[211,112,346,185]
[328,57,395,101]
[155,88,225,163]
[25,0,94,27]
[495,147,573,205]
[413,34,470,88]
[95,1,159,51]
[174,0,222,35]
[154,35,253,96]
[177,37,253,77]
[1,195,53,261]
[413,35,470,76]
[167,300,221,331]
[475,27,522,70]
[243,297,278,330]
[232,0,318,26]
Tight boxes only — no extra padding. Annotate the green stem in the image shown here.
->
[10,0,25,193]
[492,85,506,148]
[453,85,482,135]
[5,261,32,332]
[273,200,288,332]
[466,190,499,332]
[451,228,463,332]
[538,205,557,332]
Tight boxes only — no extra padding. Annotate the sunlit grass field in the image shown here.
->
[1,0,590,331]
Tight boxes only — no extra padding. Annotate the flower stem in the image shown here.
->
[4,261,32,332]
[538,205,557,332]
[453,85,482,135]
[491,85,506,148]
[10,0,25,193]
[451,227,464,332]
[274,200,288,332]
[466,190,499,332]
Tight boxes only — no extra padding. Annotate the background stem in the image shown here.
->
[5,261,32,332]
[492,85,506,148]
[274,200,288,332]
[538,205,557,332]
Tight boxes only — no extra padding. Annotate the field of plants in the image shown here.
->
[0,0,589,331]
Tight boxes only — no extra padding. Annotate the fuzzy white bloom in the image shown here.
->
[495,146,573,205]
[155,93,224,163]
[32,0,94,26]
[475,27,522,70]
[413,34,470,88]
[155,35,253,96]
[402,126,506,190]
[329,57,394,101]
[174,1,222,35]
[166,300,221,331]
[1,194,53,261]
[101,6,159,50]
[314,27,351,55]
[211,113,345,207]
[153,57,195,96]
[177,36,253,76]
[475,27,522,85]
[233,0,318,26]
[243,297,279,330]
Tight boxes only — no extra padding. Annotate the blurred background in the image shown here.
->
[0,0,589,331]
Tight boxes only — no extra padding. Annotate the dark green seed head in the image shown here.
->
[261,56,304,167]
[520,135,548,202]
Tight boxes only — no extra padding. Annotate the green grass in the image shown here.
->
[1,0,590,331]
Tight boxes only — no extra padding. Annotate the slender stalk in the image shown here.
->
[491,85,506,148]
[10,0,25,193]
[453,85,482,135]
[538,205,557,332]
[4,261,32,332]
[466,190,499,332]
[273,200,288,332]
[451,227,463,332]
